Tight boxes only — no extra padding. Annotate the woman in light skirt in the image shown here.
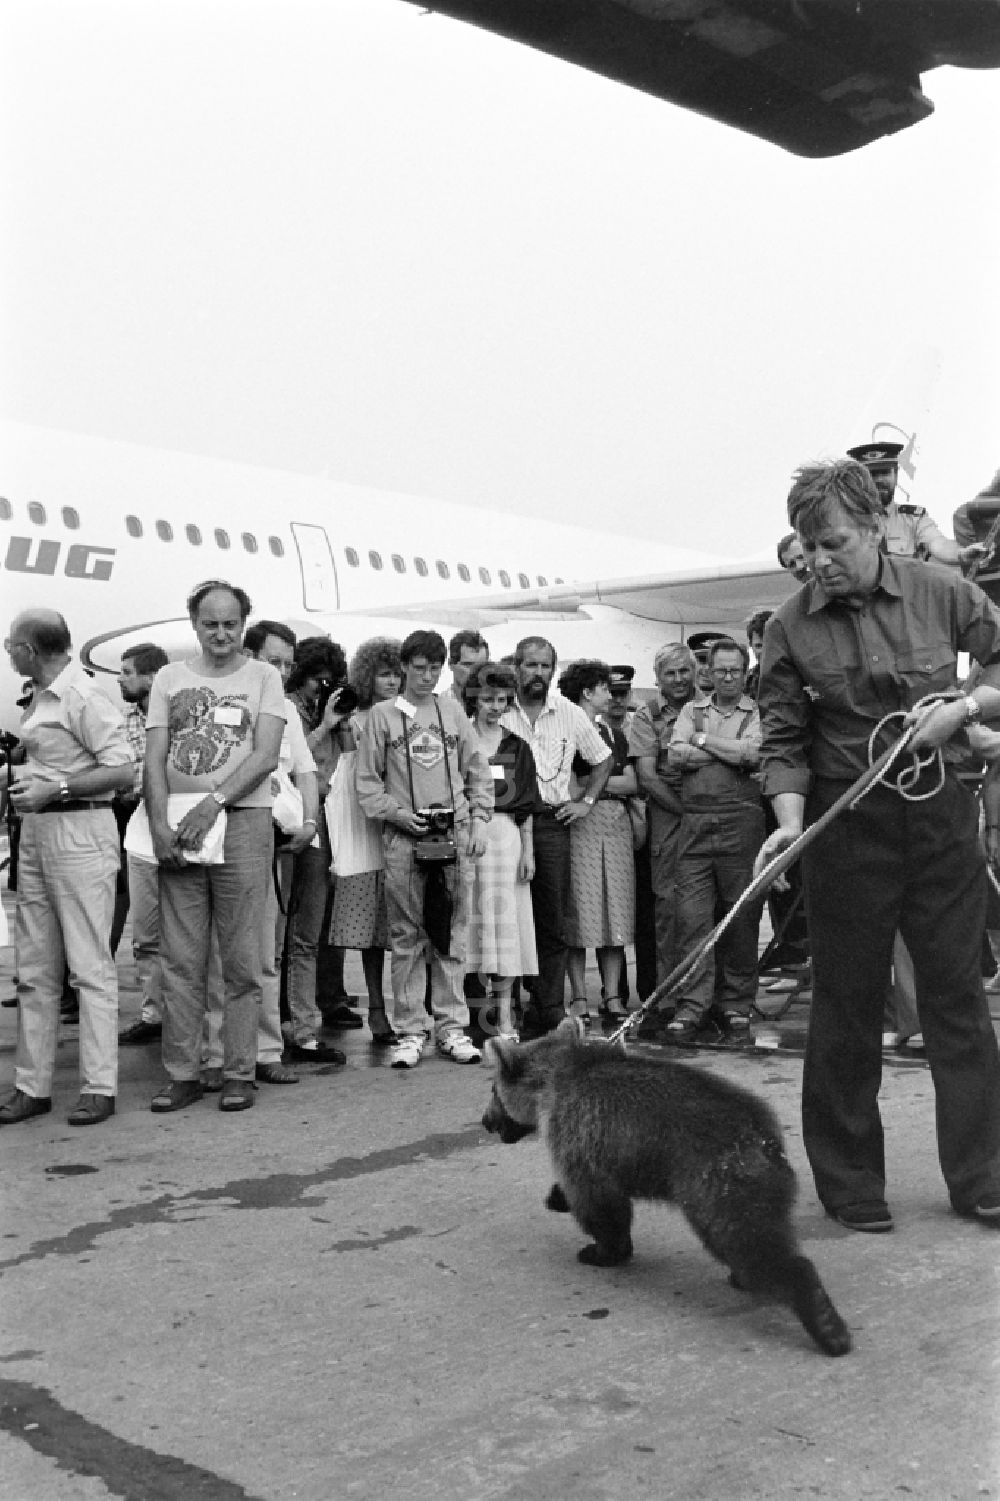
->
[462,661,539,1040]
[558,659,637,1025]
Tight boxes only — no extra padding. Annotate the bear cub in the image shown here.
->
[482,1021,851,1357]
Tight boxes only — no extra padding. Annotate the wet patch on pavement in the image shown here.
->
[0,1378,264,1499]
[0,1124,485,1276]
[321,1224,422,1254]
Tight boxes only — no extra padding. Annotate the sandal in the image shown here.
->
[566,998,592,1028]
[599,997,628,1019]
[219,1079,255,1112]
[367,1005,397,1046]
[664,1016,701,1044]
[150,1080,203,1113]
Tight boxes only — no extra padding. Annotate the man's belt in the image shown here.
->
[33,800,110,814]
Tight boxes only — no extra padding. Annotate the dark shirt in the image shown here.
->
[571,722,627,785]
[758,553,1000,795]
[490,732,543,827]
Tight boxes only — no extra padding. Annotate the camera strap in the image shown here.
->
[401,698,458,822]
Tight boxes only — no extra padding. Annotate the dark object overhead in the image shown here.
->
[405,1,1000,157]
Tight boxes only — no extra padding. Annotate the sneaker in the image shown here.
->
[389,1034,425,1069]
[118,1018,163,1046]
[436,1031,482,1064]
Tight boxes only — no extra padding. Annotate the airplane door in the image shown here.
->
[291,523,341,612]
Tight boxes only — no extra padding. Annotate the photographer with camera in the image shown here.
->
[355,630,493,1068]
[286,635,362,1032]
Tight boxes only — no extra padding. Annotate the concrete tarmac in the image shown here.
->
[1,933,999,1500]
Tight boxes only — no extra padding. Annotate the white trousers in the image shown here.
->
[15,808,120,1098]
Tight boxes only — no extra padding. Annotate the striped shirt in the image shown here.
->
[501,693,611,807]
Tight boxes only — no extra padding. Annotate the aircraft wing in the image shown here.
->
[410,0,1000,158]
[352,557,798,632]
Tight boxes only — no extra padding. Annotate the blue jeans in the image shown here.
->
[157,808,271,1082]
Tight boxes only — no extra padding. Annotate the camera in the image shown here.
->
[317,680,358,719]
[413,805,457,866]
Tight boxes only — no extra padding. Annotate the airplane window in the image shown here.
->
[126,515,142,538]
[436,561,450,580]
[537,575,548,586]
[242,532,258,554]
[479,567,491,586]
[186,524,202,545]
[555,576,564,584]
[499,569,511,588]
[156,520,174,542]
[518,572,529,588]
[414,557,428,577]
[269,536,284,558]
[345,547,359,567]
[28,502,46,526]
[214,528,230,550]
[457,563,470,582]
[392,554,406,574]
[61,506,80,530]
[0,498,11,521]
[369,550,383,571]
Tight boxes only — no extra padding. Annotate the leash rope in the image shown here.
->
[603,695,959,1050]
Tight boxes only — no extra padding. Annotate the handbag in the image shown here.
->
[325,750,384,877]
[626,796,647,853]
[270,767,305,835]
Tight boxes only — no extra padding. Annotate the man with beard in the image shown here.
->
[501,637,612,1037]
[116,643,170,1046]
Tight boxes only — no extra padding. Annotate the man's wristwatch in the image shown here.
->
[211,790,227,808]
[59,778,70,802]
[582,794,596,807]
[963,695,982,725]
[694,732,707,749]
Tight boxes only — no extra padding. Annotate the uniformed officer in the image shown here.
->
[756,458,1000,1232]
[847,440,989,568]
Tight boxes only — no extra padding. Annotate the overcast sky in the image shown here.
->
[1,0,998,558]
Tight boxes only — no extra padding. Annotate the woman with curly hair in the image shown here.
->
[557,659,637,1025]
[328,637,403,1044]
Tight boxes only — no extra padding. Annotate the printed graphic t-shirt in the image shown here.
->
[145,658,286,808]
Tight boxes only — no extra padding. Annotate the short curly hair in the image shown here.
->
[557,659,611,705]
[787,459,880,539]
[348,636,403,709]
[462,660,517,716]
[285,635,348,695]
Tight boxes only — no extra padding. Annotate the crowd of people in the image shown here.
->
[2,443,1000,1231]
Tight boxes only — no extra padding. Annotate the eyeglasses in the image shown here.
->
[712,667,743,678]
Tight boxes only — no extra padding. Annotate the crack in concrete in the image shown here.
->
[0,1124,485,1276]
[0,1378,264,1500]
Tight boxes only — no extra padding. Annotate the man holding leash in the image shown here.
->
[756,458,1000,1233]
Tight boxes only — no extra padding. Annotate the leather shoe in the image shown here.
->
[284,1040,346,1065]
[255,1062,300,1084]
[319,1002,364,1029]
[826,1201,894,1233]
[0,1089,52,1126]
[119,1018,162,1046]
[68,1093,115,1126]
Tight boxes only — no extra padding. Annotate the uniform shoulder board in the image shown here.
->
[897,504,926,516]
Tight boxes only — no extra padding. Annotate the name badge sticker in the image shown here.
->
[395,696,417,718]
[213,706,242,727]
[491,764,506,781]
